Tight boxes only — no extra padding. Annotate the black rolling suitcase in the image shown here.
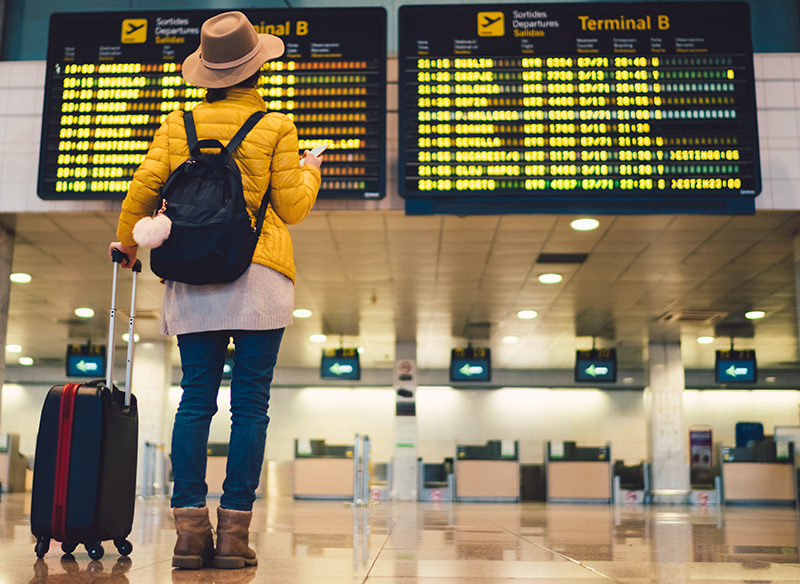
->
[31,251,141,560]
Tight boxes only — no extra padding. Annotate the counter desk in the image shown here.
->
[721,443,797,506]
[546,441,612,503]
[0,433,26,493]
[293,439,354,500]
[455,440,519,502]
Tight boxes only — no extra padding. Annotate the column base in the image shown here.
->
[650,489,690,504]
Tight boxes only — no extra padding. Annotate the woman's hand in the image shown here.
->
[300,149,323,169]
[108,242,138,268]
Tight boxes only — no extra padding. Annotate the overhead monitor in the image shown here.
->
[398,2,760,215]
[450,347,491,382]
[320,348,361,380]
[65,343,106,378]
[39,8,386,201]
[575,348,617,382]
[715,349,756,383]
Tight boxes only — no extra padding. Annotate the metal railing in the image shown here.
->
[141,441,170,498]
[352,433,371,506]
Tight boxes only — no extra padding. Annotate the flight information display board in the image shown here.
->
[399,2,760,214]
[38,8,386,200]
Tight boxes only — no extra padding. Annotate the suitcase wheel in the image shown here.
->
[34,537,49,559]
[61,541,77,555]
[114,538,133,556]
[86,542,104,561]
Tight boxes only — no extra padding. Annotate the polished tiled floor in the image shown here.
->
[3,493,800,583]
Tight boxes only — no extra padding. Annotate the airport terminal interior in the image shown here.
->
[3,0,800,582]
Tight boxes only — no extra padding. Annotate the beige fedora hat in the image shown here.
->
[182,11,284,88]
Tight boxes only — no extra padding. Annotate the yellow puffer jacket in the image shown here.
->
[116,87,320,282]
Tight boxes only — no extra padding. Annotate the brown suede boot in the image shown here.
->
[212,507,258,569]
[172,506,214,569]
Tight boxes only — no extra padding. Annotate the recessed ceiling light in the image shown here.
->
[5,344,22,353]
[503,336,519,344]
[293,308,312,318]
[74,307,95,318]
[18,357,33,366]
[9,273,31,284]
[538,273,563,284]
[697,336,714,344]
[310,334,327,343]
[745,310,765,320]
[121,333,140,343]
[570,218,599,231]
[516,309,538,320]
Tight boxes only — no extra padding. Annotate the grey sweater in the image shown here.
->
[160,263,294,336]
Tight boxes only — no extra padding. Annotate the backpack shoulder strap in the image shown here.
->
[224,111,271,235]
[182,110,198,152]
[226,111,267,154]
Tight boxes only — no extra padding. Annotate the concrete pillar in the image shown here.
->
[0,219,14,429]
[392,341,418,501]
[645,340,690,503]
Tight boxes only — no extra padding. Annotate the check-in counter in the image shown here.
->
[293,439,354,500]
[546,441,612,503]
[455,440,519,502]
[721,442,797,505]
[418,458,454,502]
[0,433,27,493]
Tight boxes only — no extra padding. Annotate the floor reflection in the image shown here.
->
[169,566,258,583]
[30,556,131,583]
[1,494,799,583]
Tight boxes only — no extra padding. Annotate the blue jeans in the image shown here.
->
[171,328,284,511]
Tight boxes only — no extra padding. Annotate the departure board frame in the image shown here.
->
[38,8,386,201]
[398,2,760,215]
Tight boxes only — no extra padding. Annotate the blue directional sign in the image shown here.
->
[320,348,361,380]
[65,343,106,378]
[450,347,491,382]
[715,349,756,383]
[575,348,617,383]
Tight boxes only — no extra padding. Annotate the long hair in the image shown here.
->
[205,70,261,102]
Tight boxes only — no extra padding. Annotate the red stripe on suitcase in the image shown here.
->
[51,383,80,542]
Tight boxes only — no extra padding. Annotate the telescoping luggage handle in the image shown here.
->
[109,250,141,407]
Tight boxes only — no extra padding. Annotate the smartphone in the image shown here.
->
[300,143,328,165]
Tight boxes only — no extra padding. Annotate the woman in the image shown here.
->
[109,11,322,570]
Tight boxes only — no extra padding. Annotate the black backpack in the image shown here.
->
[149,110,270,285]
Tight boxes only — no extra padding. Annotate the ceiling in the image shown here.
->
[5,209,800,377]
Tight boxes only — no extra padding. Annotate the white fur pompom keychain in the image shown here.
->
[133,201,172,248]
